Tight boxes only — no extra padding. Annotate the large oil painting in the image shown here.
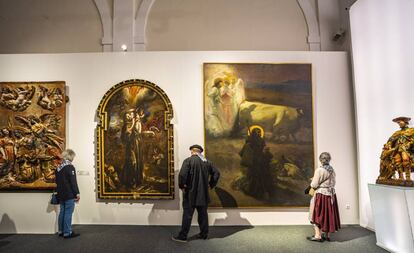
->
[96,79,174,200]
[204,63,314,207]
[0,81,66,190]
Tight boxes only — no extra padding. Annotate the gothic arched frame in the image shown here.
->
[96,79,174,200]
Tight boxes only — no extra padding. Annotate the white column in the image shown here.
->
[134,0,155,51]
[297,0,321,51]
[317,0,341,51]
[113,0,135,52]
[94,0,113,52]
[95,0,155,52]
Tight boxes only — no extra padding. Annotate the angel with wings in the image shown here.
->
[37,86,64,111]
[14,114,64,151]
[0,86,35,111]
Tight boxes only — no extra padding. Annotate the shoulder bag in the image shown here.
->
[50,192,59,205]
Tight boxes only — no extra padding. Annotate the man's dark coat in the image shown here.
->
[178,154,220,207]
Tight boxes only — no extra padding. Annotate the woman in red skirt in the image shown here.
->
[307,152,341,242]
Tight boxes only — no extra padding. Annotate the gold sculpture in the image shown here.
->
[377,117,414,187]
[0,81,66,190]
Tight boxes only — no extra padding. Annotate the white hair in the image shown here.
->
[190,147,202,154]
[62,149,76,161]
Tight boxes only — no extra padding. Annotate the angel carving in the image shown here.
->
[0,86,35,111]
[14,114,64,151]
[37,86,64,111]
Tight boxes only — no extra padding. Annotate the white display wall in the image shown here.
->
[350,0,414,230]
[0,51,358,233]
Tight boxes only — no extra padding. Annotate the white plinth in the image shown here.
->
[368,183,414,253]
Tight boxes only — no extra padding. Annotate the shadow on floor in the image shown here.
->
[205,187,254,240]
[0,240,11,249]
[210,187,254,237]
[208,226,253,240]
[0,234,12,249]
[332,226,373,242]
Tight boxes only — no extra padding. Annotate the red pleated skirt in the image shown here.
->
[311,193,341,233]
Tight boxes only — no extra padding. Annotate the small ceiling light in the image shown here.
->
[121,44,128,51]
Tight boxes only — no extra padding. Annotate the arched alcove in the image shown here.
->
[146,0,309,51]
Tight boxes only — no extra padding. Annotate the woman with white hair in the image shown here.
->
[306,152,341,242]
[55,149,80,239]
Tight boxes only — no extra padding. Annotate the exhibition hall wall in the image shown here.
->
[0,0,308,53]
[350,0,414,230]
[0,51,357,233]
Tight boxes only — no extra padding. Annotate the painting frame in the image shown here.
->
[203,63,316,208]
[96,79,174,200]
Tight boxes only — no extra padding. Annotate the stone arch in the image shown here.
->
[94,0,156,51]
[297,0,321,51]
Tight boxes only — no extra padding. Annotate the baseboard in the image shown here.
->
[359,224,375,232]
[376,242,394,253]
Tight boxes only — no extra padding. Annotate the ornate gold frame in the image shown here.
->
[96,79,174,200]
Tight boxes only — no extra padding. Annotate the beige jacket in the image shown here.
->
[310,167,336,196]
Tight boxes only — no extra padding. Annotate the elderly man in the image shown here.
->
[56,149,80,239]
[172,144,220,242]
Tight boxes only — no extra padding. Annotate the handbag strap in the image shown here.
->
[315,171,333,189]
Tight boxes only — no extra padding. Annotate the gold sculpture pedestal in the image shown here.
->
[376,178,414,187]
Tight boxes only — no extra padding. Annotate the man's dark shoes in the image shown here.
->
[306,236,323,242]
[171,235,187,243]
[57,232,63,237]
[63,232,80,239]
[196,234,208,240]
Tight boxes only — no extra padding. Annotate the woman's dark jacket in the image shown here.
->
[55,160,80,202]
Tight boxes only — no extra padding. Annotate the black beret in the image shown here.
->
[189,144,203,152]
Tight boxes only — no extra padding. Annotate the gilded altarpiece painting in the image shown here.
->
[97,79,174,200]
[0,81,66,190]
[204,63,315,207]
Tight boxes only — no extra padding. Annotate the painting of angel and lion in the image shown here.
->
[0,81,66,190]
[204,63,315,207]
[96,79,174,200]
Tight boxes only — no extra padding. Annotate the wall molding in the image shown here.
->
[297,0,321,51]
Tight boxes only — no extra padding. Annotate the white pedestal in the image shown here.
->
[368,183,414,253]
